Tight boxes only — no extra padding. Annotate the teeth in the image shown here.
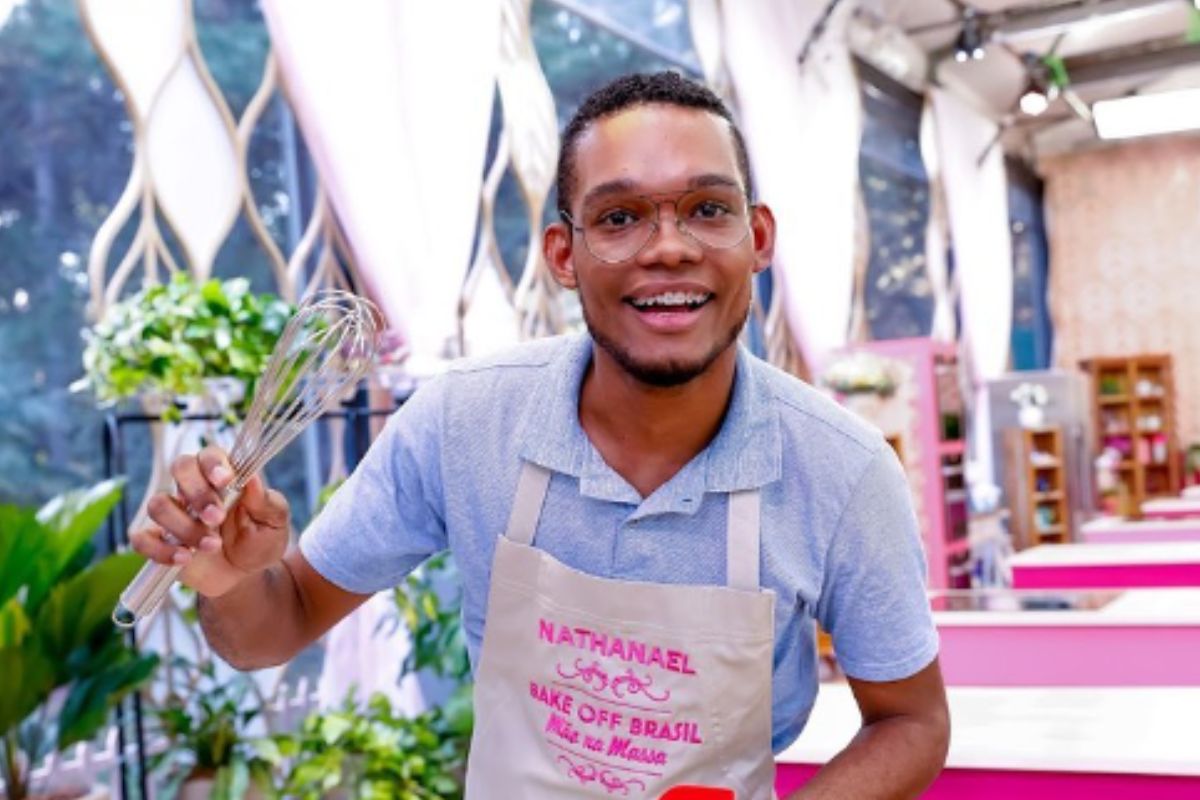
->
[631,291,710,308]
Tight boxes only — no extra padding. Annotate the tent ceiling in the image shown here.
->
[871,0,1200,154]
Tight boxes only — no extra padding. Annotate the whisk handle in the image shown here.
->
[112,487,245,628]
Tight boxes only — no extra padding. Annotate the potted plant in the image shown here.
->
[148,658,276,800]
[0,479,159,800]
[271,691,472,800]
[72,274,293,422]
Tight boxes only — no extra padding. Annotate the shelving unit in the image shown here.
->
[1002,426,1071,549]
[826,338,968,590]
[1080,354,1180,516]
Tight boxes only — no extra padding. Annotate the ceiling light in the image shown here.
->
[1093,88,1200,139]
[1018,53,1061,116]
[954,9,988,62]
[1020,87,1051,116]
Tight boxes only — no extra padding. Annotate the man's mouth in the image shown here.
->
[626,291,713,312]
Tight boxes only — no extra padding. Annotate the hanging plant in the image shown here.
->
[72,274,293,421]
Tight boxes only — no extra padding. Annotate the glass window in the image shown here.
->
[856,59,934,341]
[1007,158,1052,370]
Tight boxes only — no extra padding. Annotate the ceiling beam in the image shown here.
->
[989,0,1179,43]
[907,0,1172,37]
[1063,38,1200,85]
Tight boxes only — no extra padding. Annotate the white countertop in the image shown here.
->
[778,684,1200,776]
[1141,497,1200,513]
[930,588,1200,627]
[1009,541,1200,567]
[1082,515,1200,533]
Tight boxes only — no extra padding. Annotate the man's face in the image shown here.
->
[545,104,775,387]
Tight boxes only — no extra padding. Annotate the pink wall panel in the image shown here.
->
[776,763,1200,799]
[1012,563,1200,589]
[936,625,1200,685]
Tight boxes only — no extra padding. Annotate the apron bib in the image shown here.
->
[464,463,777,799]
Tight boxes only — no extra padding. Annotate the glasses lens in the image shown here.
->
[677,187,750,250]
[579,197,656,262]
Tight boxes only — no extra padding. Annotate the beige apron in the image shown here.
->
[464,462,778,799]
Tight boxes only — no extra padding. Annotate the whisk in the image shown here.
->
[113,290,380,628]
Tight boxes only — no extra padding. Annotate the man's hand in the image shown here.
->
[130,445,291,598]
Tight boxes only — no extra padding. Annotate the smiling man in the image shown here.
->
[132,72,949,799]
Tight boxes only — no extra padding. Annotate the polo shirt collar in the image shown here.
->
[517,333,782,503]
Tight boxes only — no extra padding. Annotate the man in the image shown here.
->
[134,72,949,798]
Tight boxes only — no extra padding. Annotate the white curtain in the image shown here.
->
[930,89,1013,488]
[261,0,499,366]
[261,0,501,713]
[696,0,862,370]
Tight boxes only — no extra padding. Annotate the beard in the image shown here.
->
[578,293,751,388]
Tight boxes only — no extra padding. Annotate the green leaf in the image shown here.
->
[0,598,31,647]
[0,505,47,609]
[0,645,55,739]
[56,650,158,749]
[33,477,125,593]
[319,714,354,745]
[34,551,143,668]
[1189,8,1200,43]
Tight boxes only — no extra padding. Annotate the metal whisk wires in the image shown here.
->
[112,290,380,628]
[224,292,378,497]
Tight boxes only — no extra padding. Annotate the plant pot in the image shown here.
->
[1018,404,1046,429]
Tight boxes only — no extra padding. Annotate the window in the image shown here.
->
[856,59,934,341]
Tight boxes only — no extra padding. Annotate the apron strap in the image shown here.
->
[505,461,763,590]
[504,461,552,545]
[726,489,762,591]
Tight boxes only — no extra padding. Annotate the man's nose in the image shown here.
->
[638,204,702,265]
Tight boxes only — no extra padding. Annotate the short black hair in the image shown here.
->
[555,71,754,215]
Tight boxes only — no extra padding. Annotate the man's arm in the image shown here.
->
[784,659,950,799]
[196,548,370,670]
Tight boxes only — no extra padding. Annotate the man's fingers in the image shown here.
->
[198,446,235,491]
[146,493,214,548]
[130,524,193,565]
[239,474,290,528]
[171,454,226,526]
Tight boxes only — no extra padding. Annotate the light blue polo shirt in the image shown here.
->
[301,332,938,753]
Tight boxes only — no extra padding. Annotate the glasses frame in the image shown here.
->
[559,189,757,265]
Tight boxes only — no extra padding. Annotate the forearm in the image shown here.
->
[197,558,312,670]
[784,713,949,800]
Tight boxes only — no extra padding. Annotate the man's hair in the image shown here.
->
[555,71,754,215]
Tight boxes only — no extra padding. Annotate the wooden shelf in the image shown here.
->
[1081,354,1180,516]
[1003,425,1072,550]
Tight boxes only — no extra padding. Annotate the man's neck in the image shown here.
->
[578,346,738,499]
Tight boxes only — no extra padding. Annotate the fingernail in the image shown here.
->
[211,465,233,484]
[201,505,223,526]
[198,535,221,553]
[172,549,193,565]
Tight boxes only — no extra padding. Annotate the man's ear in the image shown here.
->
[544,221,578,290]
[749,202,776,275]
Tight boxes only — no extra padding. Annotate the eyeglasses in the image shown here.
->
[561,186,753,264]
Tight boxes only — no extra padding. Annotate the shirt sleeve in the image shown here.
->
[814,442,939,682]
[299,376,449,594]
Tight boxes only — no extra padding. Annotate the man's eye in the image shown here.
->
[597,209,639,228]
[691,201,730,219]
